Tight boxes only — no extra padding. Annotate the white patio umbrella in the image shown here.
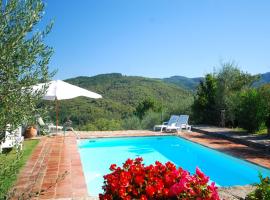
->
[33,80,102,131]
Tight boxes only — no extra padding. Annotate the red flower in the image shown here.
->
[146,185,155,197]
[134,175,144,185]
[163,188,169,196]
[118,187,126,198]
[124,158,134,168]
[135,157,143,163]
[99,158,220,200]
[109,164,117,171]
[196,167,209,184]
[132,188,139,196]
[140,195,147,200]
[123,196,131,200]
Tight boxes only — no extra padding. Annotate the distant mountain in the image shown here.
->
[56,73,193,130]
[253,72,270,87]
[163,72,270,90]
[162,76,203,91]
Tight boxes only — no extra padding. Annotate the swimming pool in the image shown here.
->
[78,136,270,196]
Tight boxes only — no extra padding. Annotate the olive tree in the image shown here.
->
[215,62,258,127]
[192,62,258,127]
[237,88,265,133]
[258,84,270,135]
[192,74,219,125]
[0,0,54,138]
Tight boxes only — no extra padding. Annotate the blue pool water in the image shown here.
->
[78,136,270,196]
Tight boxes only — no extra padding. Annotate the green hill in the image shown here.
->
[162,76,203,91]
[253,72,270,87]
[52,73,193,130]
[163,72,270,90]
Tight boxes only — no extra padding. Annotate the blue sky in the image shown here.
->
[41,0,270,80]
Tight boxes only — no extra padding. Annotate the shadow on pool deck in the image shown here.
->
[192,125,270,152]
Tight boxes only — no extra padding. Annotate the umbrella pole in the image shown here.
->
[55,99,59,133]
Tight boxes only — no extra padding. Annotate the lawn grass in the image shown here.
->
[0,139,39,199]
[232,127,268,135]
[255,128,268,135]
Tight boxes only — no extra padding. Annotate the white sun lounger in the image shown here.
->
[37,117,63,133]
[166,115,191,132]
[153,115,180,132]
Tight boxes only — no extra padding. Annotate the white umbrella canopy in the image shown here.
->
[33,80,102,100]
[33,80,102,131]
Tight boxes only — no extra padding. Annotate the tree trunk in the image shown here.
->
[268,127,270,137]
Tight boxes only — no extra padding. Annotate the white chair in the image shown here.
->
[153,115,180,132]
[47,123,63,133]
[0,125,24,153]
[166,115,191,132]
[37,117,63,133]
[0,136,14,153]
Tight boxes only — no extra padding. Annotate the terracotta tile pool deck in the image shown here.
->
[13,136,88,199]
[13,130,270,199]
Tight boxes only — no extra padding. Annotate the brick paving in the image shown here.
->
[13,130,270,199]
[13,136,87,199]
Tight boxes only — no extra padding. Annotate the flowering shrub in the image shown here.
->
[99,158,220,200]
[246,174,270,200]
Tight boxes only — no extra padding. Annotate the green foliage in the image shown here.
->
[122,116,141,130]
[246,174,270,200]
[216,62,257,93]
[81,118,122,131]
[0,140,39,199]
[163,76,203,91]
[52,74,193,130]
[0,0,54,134]
[237,89,265,133]
[164,72,270,91]
[141,111,162,130]
[192,62,259,128]
[192,74,219,124]
[214,62,258,126]
[134,98,161,120]
[258,84,270,132]
[80,123,97,131]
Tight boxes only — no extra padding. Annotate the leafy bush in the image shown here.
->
[192,74,219,125]
[81,118,122,131]
[192,62,258,127]
[168,99,193,119]
[80,123,98,131]
[237,89,265,133]
[246,174,270,200]
[258,84,270,135]
[134,98,162,120]
[141,111,162,130]
[122,116,141,130]
[99,158,220,200]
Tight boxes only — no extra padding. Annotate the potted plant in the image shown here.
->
[25,125,37,138]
